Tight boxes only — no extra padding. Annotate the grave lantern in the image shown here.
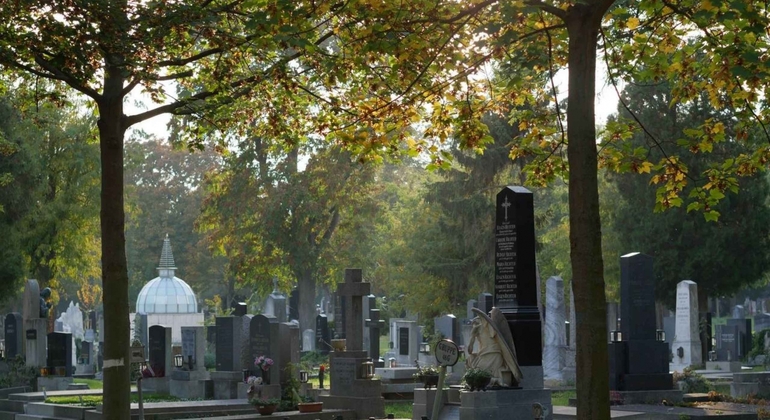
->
[419,342,430,354]
[299,370,309,383]
[174,354,184,369]
[0,347,4,360]
[361,361,375,379]
[656,329,665,342]
[709,350,717,362]
[389,357,396,368]
[610,330,622,343]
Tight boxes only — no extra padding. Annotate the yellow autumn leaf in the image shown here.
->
[638,161,653,174]
[675,172,685,181]
[519,121,528,130]
[627,17,640,30]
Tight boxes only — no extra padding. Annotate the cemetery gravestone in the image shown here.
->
[4,313,22,359]
[608,252,673,391]
[289,287,300,322]
[466,299,478,320]
[264,280,287,323]
[607,302,620,342]
[671,280,702,371]
[362,294,376,361]
[148,325,172,377]
[365,309,385,367]
[240,315,254,372]
[434,314,459,343]
[733,305,746,320]
[249,314,279,385]
[663,316,675,354]
[319,269,384,419]
[215,316,242,372]
[232,302,247,317]
[543,276,566,380]
[716,324,741,361]
[181,326,206,372]
[494,187,543,386]
[302,329,315,352]
[23,279,48,368]
[316,314,331,354]
[726,318,752,359]
[136,313,149,348]
[278,323,300,384]
[47,332,73,376]
[477,293,493,316]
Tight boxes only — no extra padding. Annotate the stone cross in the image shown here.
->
[365,308,385,363]
[336,268,370,352]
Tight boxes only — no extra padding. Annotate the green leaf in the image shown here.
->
[704,210,720,222]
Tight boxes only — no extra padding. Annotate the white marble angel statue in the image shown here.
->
[465,306,523,387]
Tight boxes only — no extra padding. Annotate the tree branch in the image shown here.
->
[525,0,567,20]
[33,55,101,100]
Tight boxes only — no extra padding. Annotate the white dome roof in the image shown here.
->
[135,235,198,314]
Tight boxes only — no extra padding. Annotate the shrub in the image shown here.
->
[672,367,710,393]
[0,355,39,389]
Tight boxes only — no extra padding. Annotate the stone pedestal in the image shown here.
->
[210,371,243,399]
[706,361,742,372]
[141,377,170,394]
[37,376,73,391]
[318,350,384,419]
[169,370,212,399]
[412,388,448,420]
[459,388,552,420]
[25,319,48,368]
[731,372,770,398]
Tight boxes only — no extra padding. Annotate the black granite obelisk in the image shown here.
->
[494,186,542,368]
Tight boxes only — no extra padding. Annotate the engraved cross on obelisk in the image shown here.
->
[502,196,511,221]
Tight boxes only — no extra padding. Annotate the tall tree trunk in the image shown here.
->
[298,268,316,333]
[98,65,130,420]
[566,3,612,419]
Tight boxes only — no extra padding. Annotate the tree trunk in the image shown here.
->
[298,267,316,332]
[566,4,612,419]
[98,66,130,420]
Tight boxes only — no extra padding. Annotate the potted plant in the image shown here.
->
[462,368,492,391]
[297,396,323,413]
[413,365,440,389]
[249,398,281,415]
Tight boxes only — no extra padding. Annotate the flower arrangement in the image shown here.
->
[255,355,274,371]
[462,368,492,391]
[249,397,281,407]
[413,365,440,377]
[246,376,263,386]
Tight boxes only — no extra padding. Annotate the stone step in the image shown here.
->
[16,415,72,420]
[0,410,17,420]
[0,400,25,413]
[25,403,85,420]
[0,388,31,400]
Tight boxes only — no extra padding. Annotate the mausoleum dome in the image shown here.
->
[135,235,198,314]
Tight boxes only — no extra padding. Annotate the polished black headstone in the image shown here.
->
[249,315,273,365]
[215,316,241,371]
[716,324,741,361]
[47,332,73,376]
[494,186,542,366]
[315,314,331,354]
[620,253,656,341]
[148,325,169,377]
[399,327,409,356]
[289,288,300,322]
[726,318,751,359]
[4,313,22,359]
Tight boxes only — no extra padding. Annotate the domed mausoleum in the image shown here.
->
[131,235,203,344]
[136,235,198,313]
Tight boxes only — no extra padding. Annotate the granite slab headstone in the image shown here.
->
[716,324,741,361]
[215,316,242,372]
[47,332,73,376]
[315,314,331,354]
[4,313,22,359]
[302,329,315,352]
[181,326,205,372]
[434,314,459,343]
[148,325,172,377]
[289,287,300,322]
[543,276,566,380]
[733,305,746,319]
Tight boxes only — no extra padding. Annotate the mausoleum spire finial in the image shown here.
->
[158,234,177,273]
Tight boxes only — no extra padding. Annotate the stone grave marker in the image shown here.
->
[755,313,770,333]
[278,322,300,384]
[319,268,384,419]
[543,276,566,380]
[23,279,48,368]
[215,316,242,372]
[148,325,172,377]
[726,318,752,359]
[362,294,375,362]
[232,302,247,317]
[47,332,72,376]
[434,314,459,343]
[206,325,217,348]
[264,278,287,323]
[289,287,300,322]
[391,319,420,366]
[4,313,22,359]
[136,312,149,348]
[80,341,92,365]
[493,187,543,387]
[181,326,205,372]
[477,292,493,316]
[315,314,331,354]
[302,329,315,352]
[608,252,672,391]
[716,324,741,361]
[607,302,620,342]
[466,299,478,320]
[671,280,702,371]
[662,316,675,353]
[249,314,278,384]
[733,305,746,319]
[240,315,253,372]
[366,308,385,366]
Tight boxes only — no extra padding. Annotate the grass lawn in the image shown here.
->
[46,394,180,406]
[551,390,576,406]
[384,401,412,419]
[72,378,103,389]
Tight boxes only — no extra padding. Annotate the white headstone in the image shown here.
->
[671,280,702,372]
[543,276,566,380]
[302,329,315,351]
[22,280,48,367]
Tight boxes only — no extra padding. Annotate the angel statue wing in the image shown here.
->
[471,306,523,386]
